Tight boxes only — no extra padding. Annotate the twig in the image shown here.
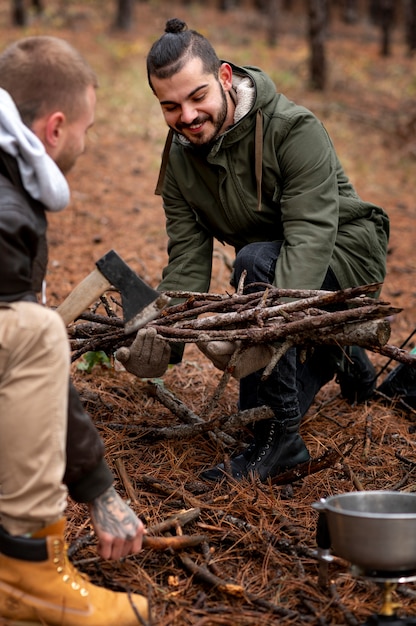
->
[145,381,203,424]
[115,458,140,507]
[390,466,416,491]
[269,437,357,486]
[124,406,274,441]
[199,344,244,419]
[329,582,360,626]
[341,462,365,491]
[177,552,300,618]
[147,508,202,535]
[363,413,373,458]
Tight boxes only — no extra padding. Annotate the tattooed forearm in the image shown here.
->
[91,486,140,540]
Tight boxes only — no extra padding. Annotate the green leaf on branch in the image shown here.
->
[77,350,111,373]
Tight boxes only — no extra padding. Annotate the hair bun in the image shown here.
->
[165,18,187,34]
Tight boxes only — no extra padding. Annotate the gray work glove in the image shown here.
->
[115,327,171,378]
[197,340,273,380]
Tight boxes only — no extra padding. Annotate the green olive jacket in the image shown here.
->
[157,63,389,298]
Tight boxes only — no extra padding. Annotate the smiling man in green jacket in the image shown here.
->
[120,17,389,483]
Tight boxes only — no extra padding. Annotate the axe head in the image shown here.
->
[96,250,170,334]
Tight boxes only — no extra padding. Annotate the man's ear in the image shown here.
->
[218,63,233,92]
[43,111,66,149]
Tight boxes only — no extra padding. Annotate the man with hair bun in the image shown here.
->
[0,35,148,624]
[121,18,389,484]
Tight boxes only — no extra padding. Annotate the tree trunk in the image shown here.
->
[404,0,416,56]
[307,0,328,91]
[113,0,134,31]
[33,0,43,13]
[342,0,358,24]
[266,0,280,46]
[379,0,395,56]
[11,0,26,25]
[11,0,43,26]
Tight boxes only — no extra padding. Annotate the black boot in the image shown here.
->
[245,416,310,482]
[377,362,416,409]
[200,440,257,481]
[337,346,376,404]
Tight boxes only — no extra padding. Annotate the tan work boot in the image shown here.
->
[0,518,148,625]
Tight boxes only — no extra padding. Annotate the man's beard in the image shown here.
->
[176,84,229,149]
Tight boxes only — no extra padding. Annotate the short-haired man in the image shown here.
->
[0,36,148,624]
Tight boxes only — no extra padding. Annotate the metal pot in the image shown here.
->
[312,491,416,572]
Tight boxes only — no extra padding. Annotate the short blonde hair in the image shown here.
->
[0,36,98,126]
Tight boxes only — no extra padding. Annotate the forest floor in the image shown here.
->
[2,1,416,624]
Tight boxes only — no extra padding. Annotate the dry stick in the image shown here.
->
[199,344,245,420]
[157,288,307,325]
[147,508,202,535]
[313,438,364,491]
[140,475,207,509]
[201,540,223,579]
[70,328,126,361]
[392,453,416,490]
[269,437,356,486]
[390,466,416,491]
[129,405,275,441]
[166,282,380,300]
[174,285,384,331]
[161,282,381,318]
[395,451,416,467]
[299,593,329,626]
[99,293,118,318]
[374,389,416,414]
[72,535,207,566]
[115,458,141,508]
[69,315,391,358]
[177,553,300,619]
[365,343,416,367]
[363,413,373,459]
[145,380,235,447]
[129,593,151,626]
[142,535,207,551]
[145,381,203,425]
[329,582,360,626]
[341,461,365,491]
[217,512,316,560]
[235,268,247,295]
[71,285,381,336]
[67,286,403,370]
[154,303,399,343]
[262,339,293,379]
[178,554,245,597]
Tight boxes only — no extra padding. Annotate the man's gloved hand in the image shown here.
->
[197,340,236,372]
[115,327,171,378]
[197,340,273,380]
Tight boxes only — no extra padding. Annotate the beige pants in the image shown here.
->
[0,302,68,536]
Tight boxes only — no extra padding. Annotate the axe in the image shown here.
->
[56,249,170,334]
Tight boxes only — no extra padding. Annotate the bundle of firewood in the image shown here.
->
[65,281,416,368]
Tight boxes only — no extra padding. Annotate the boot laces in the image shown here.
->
[250,422,276,465]
[52,538,89,598]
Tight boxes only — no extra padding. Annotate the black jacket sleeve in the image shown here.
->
[64,380,114,503]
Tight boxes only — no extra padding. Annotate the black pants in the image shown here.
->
[232,241,342,419]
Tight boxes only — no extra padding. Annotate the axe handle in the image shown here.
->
[56,268,112,325]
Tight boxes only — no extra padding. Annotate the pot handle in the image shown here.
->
[312,500,331,550]
[316,510,331,550]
